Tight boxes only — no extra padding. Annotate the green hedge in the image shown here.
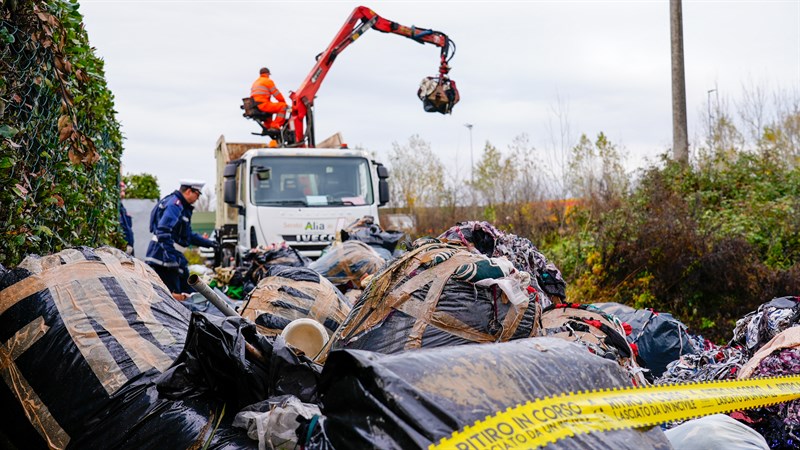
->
[1,0,124,266]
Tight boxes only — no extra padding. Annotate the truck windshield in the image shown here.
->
[249,156,374,207]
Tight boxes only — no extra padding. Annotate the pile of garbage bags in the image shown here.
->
[3,218,800,449]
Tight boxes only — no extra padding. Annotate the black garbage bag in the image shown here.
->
[243,243,309,284]
[324,243,540,358]
[0,246,254,449]
[340,216,407,258]
[308,240,385,290]
[157,312,322,408]
[302,338,672,449]
[594,302,698,378]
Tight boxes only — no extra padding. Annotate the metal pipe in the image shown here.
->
[187,274,240,317]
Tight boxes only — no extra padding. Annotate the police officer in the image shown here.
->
[145,179,218,299]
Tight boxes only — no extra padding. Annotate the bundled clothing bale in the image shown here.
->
[436,220,567,306]
[594,302,699,377]
[0,246,252,449]
[323,242,540,358]
[732,296,800,357]
[541,303,649,385]
[243,242,310,284]
[656,342,746,385]
[339,215,406,260]
[240,265,351,338]
[308,240,385,290]
[301,338,672,450]
[735,327,800,449]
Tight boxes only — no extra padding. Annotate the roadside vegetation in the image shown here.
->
[385,87,800,343]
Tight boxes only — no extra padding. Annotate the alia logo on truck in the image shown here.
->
[305,222,325,230]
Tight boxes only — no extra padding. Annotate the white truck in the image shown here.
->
[214,135,390,264]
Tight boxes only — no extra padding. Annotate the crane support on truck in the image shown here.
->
[241,5,458,147]
[214,135,390,264]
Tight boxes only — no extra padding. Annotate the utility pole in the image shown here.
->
[670,0,689,164]
[464,123,474,184]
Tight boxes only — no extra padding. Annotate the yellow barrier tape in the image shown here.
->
[432,376,800,450]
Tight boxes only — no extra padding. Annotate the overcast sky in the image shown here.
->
[78,1,799,196]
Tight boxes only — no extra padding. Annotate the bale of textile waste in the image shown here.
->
[734,327,800,449]
[541,303,648,386]
[240,265,351,339]
[243,242,310,284]
[594,302,698,377]
[339,215,406,259]
[308,240,385,290]
[157,313,322,408]
[663,414,769,450]
[731,296,800,356]
[0,246,252,449]
[323,242,540,359]
[300,338,672,450]
[436,220,567,305]
[656,342,746,386]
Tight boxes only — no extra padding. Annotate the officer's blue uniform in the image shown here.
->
[145,190,215,293]
[119,202,134,249]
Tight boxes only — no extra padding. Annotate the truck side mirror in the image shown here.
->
[376,163,390,206]
[379,179,390,206]
[223,162,238,205]
[377,165,389,179]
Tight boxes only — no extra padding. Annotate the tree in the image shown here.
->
[388,135,446,211]
[566,133,628,206]
[122,173,160,199]
[469,141,517,208]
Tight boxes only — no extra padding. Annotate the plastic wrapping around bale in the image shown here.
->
[541,303,649,385]
[731,296,800,357]
[301,338,672,450]
[240,265,351,339]
[324,242,540,358]
[0,247,254,449]
[340,215,407,259]
[664,414,770,450]
[436,220,567,305]
[594,302,698,377]
[308,240,385,290]
[243,243,310,284]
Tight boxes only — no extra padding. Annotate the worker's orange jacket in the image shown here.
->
[250,74,286,104]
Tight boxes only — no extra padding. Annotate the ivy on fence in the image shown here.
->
[1,0,124,266]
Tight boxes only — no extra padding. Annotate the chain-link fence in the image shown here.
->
[1,2,124,266]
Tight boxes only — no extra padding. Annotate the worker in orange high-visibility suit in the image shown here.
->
[250,67,291,131]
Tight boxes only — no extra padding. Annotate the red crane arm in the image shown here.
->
[289,5,454,146]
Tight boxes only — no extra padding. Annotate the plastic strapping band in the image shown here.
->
[431,375,800,450]
[305,414,320,446]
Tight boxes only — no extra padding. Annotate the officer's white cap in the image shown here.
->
[180,179,205,190]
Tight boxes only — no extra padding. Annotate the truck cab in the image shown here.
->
[215,136,389,264]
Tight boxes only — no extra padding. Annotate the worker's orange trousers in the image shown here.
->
[257,101,290,128]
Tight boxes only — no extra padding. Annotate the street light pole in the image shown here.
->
[464,123,474,184]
